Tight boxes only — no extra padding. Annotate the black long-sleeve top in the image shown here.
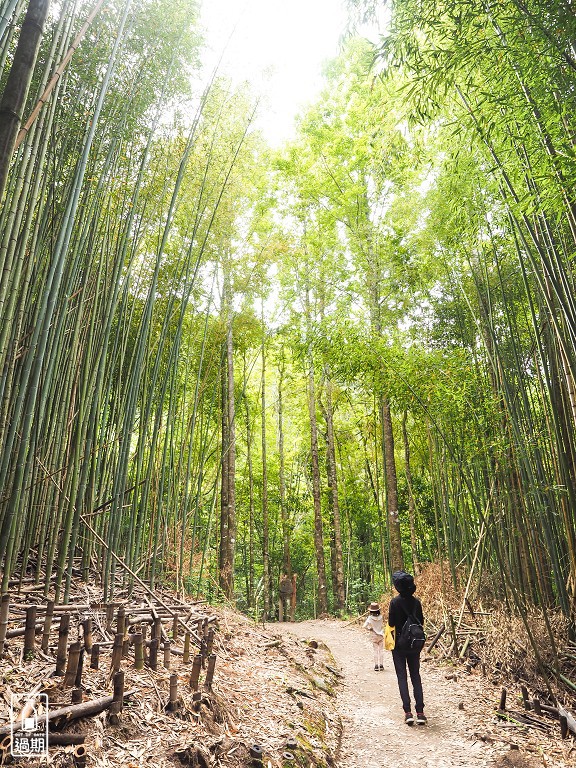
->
[388,594,424,636]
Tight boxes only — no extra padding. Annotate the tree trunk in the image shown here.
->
[0,0,50,202]
[219,354,230,595]
[261,321,270,619]
[307,343,328,615]
[322,375,345,610]
[219,275,236,600]
[243,353,255,608]
[402,411,419,575]
[278,358,291,576]
[381,395,403,572]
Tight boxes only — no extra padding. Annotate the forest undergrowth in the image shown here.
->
[413,564,576,714]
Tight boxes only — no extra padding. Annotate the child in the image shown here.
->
[388,571,427,725]
[363,601,384,671]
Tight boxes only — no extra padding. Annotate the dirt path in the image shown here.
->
[269,618,501,768]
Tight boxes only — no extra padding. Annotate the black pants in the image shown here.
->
[392,649,424,713]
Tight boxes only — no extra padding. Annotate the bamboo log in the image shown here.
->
[539,703,559,718]
[189,654,202,691]
[122,633,130,658]
[71,688,83,704]
[110,633,123,672]
[0,691,136,735]
[73,743,87,767]
[109,671,124,724]
[23,605,37,659]
[105,603,115,633]
[81,618,92,652]
[172,614,178,640]
[64,642,82,688]
[90,643,100,670]
[560,714,568,738]
[458,636,471,659]
[11,603,91,613]
[183,632,190,663]
[204,653,216,690]
[5,622,43,638]
[41,599,54,652]
[0,594,9,655]
[48,732,85,745]
[448,613,459,657]
[163,640,170,669]
[116,606,126,637]
[148,637,158,671]
[134,632,144,670]
[499,688,507,711]
[56,614,70,675]
[206,628,215,655]
[75,648,84,689]
[167,672,178,711]
[427,623,445,653]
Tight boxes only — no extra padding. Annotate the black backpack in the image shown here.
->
[395,601,426,654]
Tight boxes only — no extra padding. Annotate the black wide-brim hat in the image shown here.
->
[392,571,416,595]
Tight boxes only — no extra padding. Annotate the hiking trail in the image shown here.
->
[270,618,536,768]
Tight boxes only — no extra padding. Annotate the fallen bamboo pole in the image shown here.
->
[48,732,85,746]
[0,690,136,736]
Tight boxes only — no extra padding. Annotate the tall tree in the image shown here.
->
[0,0,50,201]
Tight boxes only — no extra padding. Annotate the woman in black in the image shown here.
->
[388,570,427,725]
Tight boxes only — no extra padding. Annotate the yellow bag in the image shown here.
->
[384,623,395,650]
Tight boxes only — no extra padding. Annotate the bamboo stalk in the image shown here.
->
[110,633,123,673]
[23,604,37,660]
[148,637,158,671]
[167,672,178,711]
[56,614,70,675]
[109,670,124,724]
[0,593,9,655]
[64,641,82,688]
[81,617,92,652]
[90,643,100,670]
[189,654,202,691]
[134,632,144,670]
[204,653,216,690]
[183,631,190,663]
[41,599,54,652]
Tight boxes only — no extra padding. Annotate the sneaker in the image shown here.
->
[404,712,414,725]
[416,712,427,725]
[379,664,384,670]
[374,665,379,671]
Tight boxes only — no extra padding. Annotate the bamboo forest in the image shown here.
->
[2,0,576,734]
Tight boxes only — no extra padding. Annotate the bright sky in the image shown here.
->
[200,0,349,146]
